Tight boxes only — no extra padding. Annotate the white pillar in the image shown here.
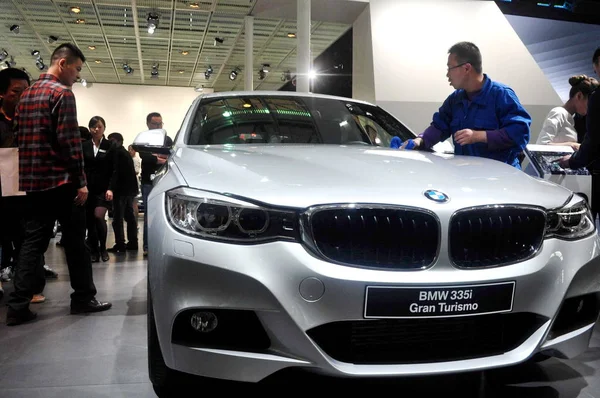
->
[296,0,311,92]
[244,16,254,91]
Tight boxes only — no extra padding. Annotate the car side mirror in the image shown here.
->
[132,128,171,155]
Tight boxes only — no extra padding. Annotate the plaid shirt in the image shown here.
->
[16,73,86,192]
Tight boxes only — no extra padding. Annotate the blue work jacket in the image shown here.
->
[432,75,531,168]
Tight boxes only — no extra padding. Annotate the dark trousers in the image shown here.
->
[0,196,21,269]
[592,173,600,223]
[8,184,97,312]
[1,195,45,293]
[142,183,152,251]
[112,194,137,247]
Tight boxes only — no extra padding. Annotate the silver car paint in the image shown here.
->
[145,91,600,383]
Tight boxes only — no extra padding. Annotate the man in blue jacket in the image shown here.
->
[403,41,531,169]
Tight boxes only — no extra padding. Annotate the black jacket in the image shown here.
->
[0,111,15,148]
[140,135,172,185]
[570,89,600,172]
[113,145,139,196]
[82,138,118,194]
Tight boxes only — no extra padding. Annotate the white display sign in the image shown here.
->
[0,147,25,197]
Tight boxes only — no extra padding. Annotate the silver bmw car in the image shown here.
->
[134,91,600,394]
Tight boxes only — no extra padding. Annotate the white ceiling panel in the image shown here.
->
[0,0,351,91]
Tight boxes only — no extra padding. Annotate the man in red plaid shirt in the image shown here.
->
[6,43,112,326]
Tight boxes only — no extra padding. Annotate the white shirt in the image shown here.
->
[93,137,103,157]
[536,107,578,145]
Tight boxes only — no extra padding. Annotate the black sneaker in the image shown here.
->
[6,307,37,326]
[44,265,59,279]
[107,245,126,253]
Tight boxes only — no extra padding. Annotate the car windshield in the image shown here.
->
[186,95,415,146]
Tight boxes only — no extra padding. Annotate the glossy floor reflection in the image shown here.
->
[1,222,600,397]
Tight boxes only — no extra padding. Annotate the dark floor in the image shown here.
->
[1,222,600,397]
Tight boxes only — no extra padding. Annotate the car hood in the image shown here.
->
[171,145,572,211]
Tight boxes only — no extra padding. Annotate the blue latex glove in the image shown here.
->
[404,139,417,150]
[390,136,402,149]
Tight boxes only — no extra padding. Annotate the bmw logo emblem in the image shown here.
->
[424,189,449,203]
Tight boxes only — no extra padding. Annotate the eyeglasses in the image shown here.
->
[447,62,468,72]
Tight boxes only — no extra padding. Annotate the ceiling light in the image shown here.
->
[76,19,85,24]
[151,63,159,78]
[47,35,58,43]
[207,65,213,74]
[35,58,46,70]
[31,50,40,57]
[81,78,87,87]
[189,2,200,8]
[70,6,81,13]
[123,63,134,74]
[214,37,224,46]
[10,25,20,34]
[194,85,204,92]
[147,12,159,34]
[258,64,270,80]
[181,50,189,55]
[88,45,96,50]
[0,49,8,62]
[229,68,239,81]
[281,70,291,82]
[178,70,185,74]
[94,59,102,63]
[287,32,296,38]
[6,56,16,67]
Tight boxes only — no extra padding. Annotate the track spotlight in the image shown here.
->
[151,63,159,78]
[0,49,8,62]
[214,37,224,46]
[204,65,214,80]
[47,35,58,44]
[35,58,46,70]
[229,67,240,81]
[5,56,16,68]
[258,64,269,80]
[31,50,40,57]
[147,13,159,34]
[122,63,134,74]
[281,70,292,82]
[10,25,20,34]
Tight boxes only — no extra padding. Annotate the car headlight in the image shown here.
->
[545,197,595,240]
[166,188,299,243]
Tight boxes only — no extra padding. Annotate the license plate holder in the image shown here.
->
[364,281,515,319]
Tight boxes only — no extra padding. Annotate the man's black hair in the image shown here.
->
[107,132,124,144]
[51,43,86,65]
[0,68,30,94]
[448,41,483,74]
[146,112,162,125]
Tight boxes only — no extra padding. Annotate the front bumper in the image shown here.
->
[148,198,600,383]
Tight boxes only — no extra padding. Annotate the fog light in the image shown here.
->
[190,311,218,333]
